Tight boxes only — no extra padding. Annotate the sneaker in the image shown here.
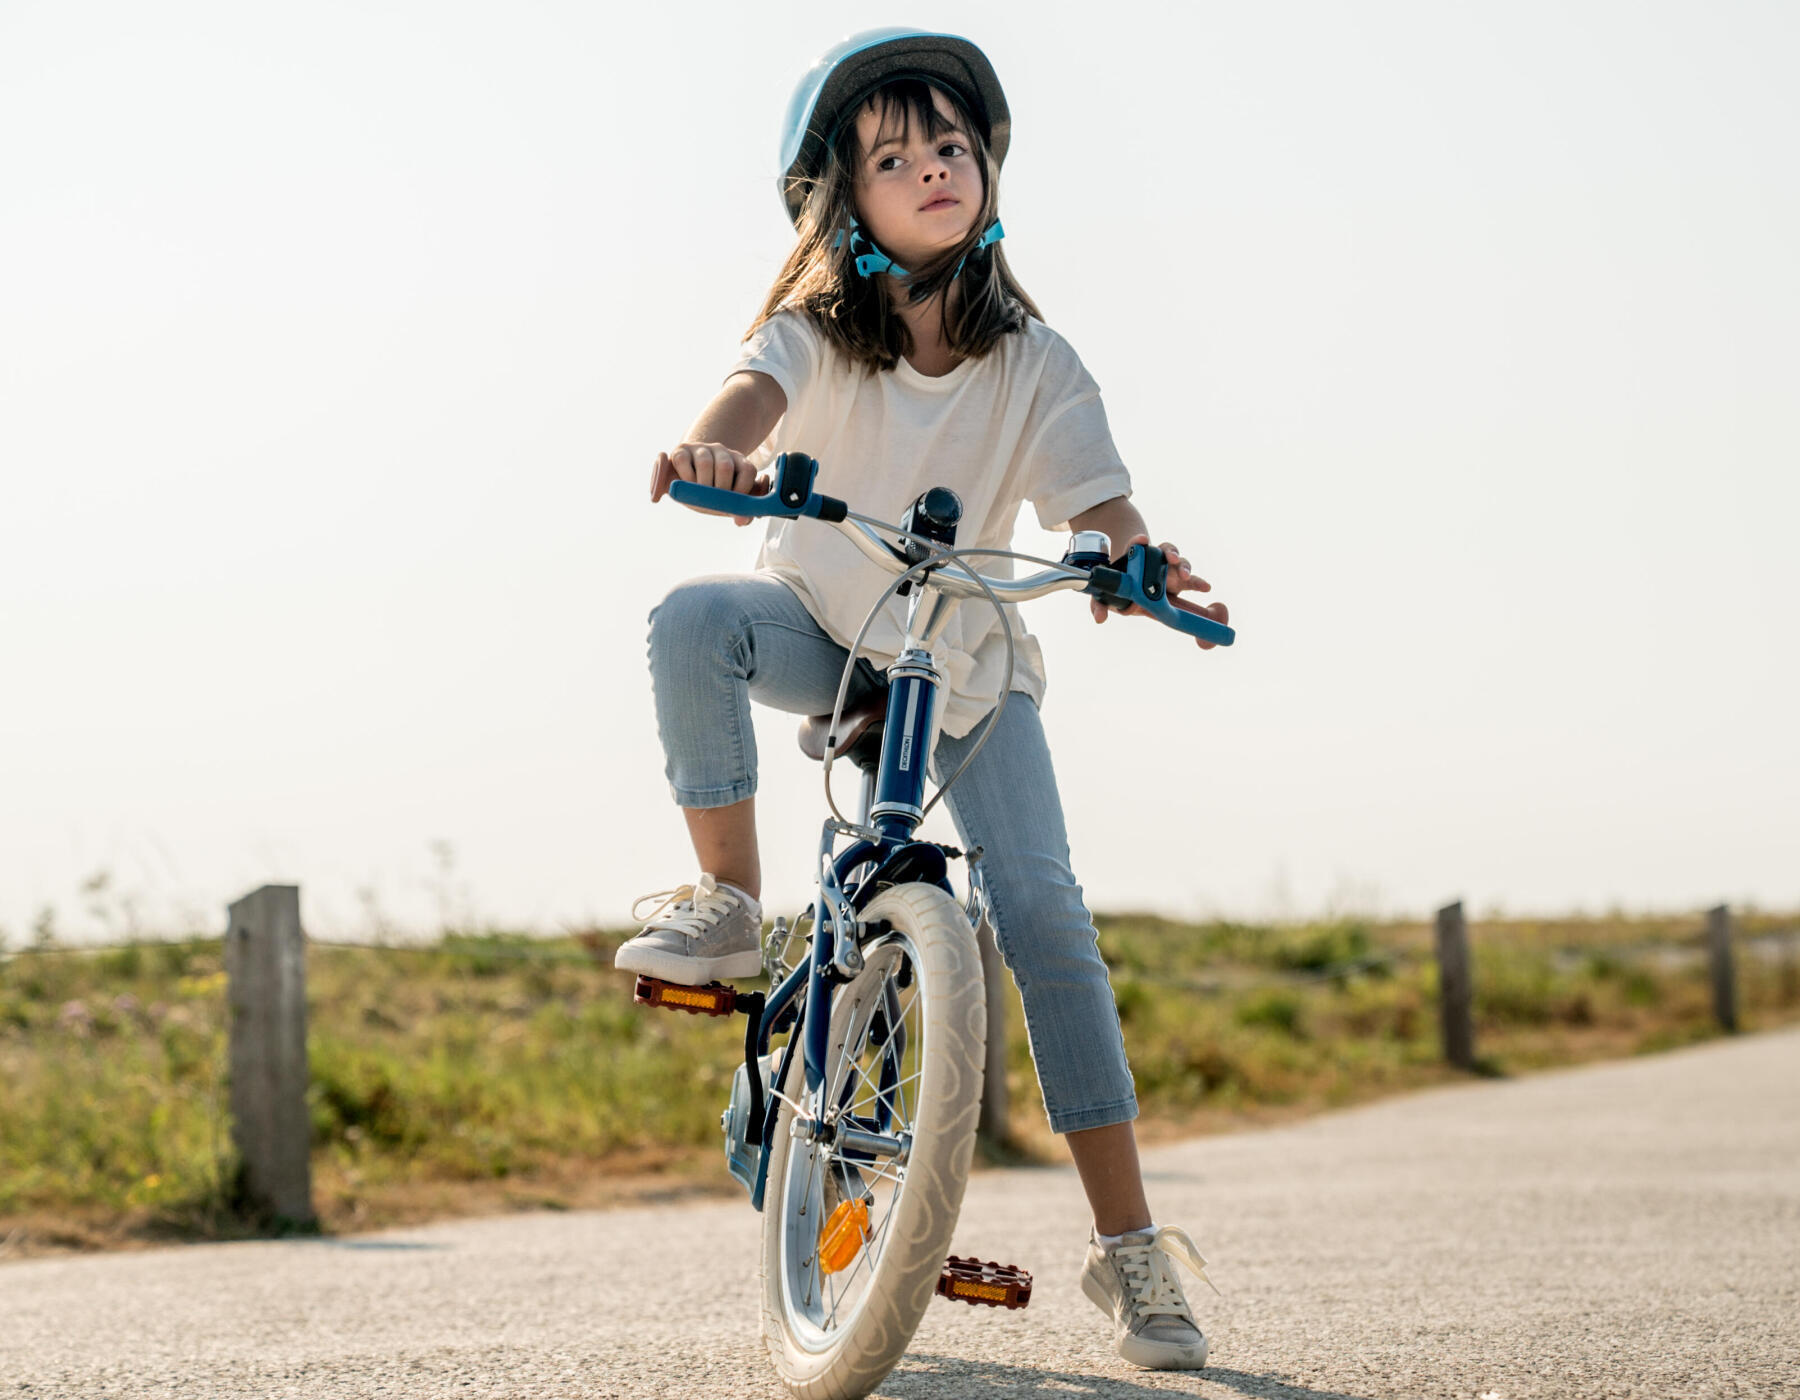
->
[1080,1224,1220,1370]
[615,874,763,984]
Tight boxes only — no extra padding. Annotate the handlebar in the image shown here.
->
[666,452,1235,648]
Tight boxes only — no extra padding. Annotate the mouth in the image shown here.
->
[918,196,960,212]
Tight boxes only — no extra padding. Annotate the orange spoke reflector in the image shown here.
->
[632,976,736,1016]
[936,1256,1033,1310]
[817,1199,871,1275]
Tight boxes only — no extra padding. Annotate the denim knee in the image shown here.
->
[646,576,751,682]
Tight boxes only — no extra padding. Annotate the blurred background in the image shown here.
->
[4,0,1796,944]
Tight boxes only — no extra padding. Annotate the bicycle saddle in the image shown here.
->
[797,691,887,770]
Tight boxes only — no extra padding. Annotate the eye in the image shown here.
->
[875,141,967,172]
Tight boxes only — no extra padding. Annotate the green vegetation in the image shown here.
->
[4,911,1797,1254]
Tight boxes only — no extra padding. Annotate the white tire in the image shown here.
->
[758,882,985,1400]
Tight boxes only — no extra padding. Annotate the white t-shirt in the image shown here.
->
[724,309,1132,739]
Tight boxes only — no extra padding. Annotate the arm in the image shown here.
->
[650,371,789,524]
[1067,494,1150,558]
[1068,494,1230,650]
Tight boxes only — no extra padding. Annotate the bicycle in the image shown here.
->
[636,451,1234,1400]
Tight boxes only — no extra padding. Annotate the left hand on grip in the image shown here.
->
[651,443,771,526]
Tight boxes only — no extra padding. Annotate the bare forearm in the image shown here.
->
[1067,493,1228,646]
[685,371,787,457]
[650,371,789,517]
[1068,494,1148,555]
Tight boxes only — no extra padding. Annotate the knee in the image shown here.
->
[647,577,747,673]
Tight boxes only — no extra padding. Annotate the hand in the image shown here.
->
[1089,534,1231,650]
[650,442,771,527]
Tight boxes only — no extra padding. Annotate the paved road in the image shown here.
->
[6,1028,1798,1400]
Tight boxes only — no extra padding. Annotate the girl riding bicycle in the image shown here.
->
[616,28,1229,1373]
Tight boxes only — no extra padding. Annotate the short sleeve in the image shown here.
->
[1021,346,1133,531]
[724,310,819,417]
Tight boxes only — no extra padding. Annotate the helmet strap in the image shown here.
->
[832,215,910,278]
[831,216,1005,282]
[952,218,1005,278]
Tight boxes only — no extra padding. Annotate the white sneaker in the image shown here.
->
[614,874,763,984]
[1080,1224,1220,1370]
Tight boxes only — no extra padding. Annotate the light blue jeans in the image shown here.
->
[647,573,1139,1135]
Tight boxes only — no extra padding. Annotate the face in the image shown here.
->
[851,85,982,273]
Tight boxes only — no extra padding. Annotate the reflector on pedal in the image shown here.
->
[632,976,737,1016]
[936,1256,1032,1309]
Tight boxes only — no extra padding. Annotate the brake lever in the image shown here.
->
[1083,544,1235,646]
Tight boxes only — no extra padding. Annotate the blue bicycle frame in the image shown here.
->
[745,604,961,1210]
[668,452,1235,1211]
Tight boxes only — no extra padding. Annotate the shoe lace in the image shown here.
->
[631,874,738,937]
[1116,1225,1223,1318]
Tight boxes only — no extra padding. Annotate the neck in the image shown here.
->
[888,279,963,375]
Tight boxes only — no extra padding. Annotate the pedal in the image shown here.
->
[936,1256,1032,1310]
[632,975,737,1017]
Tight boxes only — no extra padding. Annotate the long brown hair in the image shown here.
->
[747,77,1042,375]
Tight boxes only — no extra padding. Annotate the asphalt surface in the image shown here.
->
[6,1027,1798,1400]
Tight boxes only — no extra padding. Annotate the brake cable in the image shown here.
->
[820,523,1087,829]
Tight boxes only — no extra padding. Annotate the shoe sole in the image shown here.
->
[1080,1262,1209,1371]
[613,945,764,983]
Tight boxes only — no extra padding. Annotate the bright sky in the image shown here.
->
[3,1,1795,944]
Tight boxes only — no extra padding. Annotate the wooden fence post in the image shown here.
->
[1435,900,1475,1070]
[1706,904,1738,1034]
[225,884,316,1226]
[976,913,1009,1146]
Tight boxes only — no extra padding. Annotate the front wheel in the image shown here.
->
[758,882,985,1400]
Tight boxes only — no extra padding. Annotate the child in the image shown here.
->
[617,28,1229,1371]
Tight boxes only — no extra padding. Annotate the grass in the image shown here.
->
[4,911,1797,1258]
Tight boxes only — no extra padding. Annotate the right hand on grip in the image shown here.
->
[651,443,771,526]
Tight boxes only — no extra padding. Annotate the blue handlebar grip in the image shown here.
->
[666,477,848,523]
[667,480,791,518]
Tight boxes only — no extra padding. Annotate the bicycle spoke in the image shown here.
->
[813,966,922,1333]
[861,1049,924,1125]
[824,1000,868,1109]
[832,1174,903,1313]
[773,918,971,1354]
[855,1157,906,1191]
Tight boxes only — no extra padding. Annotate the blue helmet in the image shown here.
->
[777,27,1011,226]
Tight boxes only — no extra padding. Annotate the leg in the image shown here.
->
[1066,1122,1152,1236]
[647,574,882,892]
[683,798,760,901]
[930,696,1148,1233]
